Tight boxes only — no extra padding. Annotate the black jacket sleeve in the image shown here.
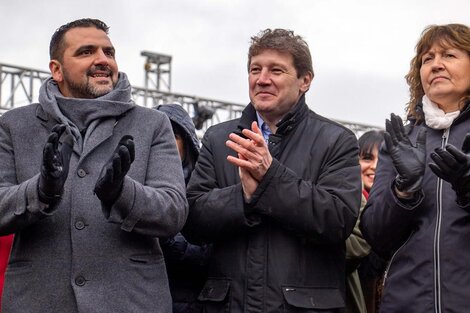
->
[360,143,424,258]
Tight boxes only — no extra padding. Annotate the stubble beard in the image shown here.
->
[62,67,117,99]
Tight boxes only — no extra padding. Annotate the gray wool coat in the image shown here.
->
[0,100,187,312]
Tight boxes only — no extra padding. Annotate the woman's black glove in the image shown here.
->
[384,113,427,193]
[94,135,135,206]
[38,124,74,205]
[429,133,470,205]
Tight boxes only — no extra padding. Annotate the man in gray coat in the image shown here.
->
[0,18,187,312]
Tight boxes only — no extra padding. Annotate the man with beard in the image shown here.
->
[0,18,187,313]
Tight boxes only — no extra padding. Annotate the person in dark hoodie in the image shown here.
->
[156,103,211,313]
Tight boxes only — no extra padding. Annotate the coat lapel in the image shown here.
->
[81,118,116,160]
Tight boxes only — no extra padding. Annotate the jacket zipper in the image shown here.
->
[382,229,415,285]
[434,128,449,313]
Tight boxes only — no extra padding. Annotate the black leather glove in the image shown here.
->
[38,124,74,205]
[94,135,135,205]
[429,133,470,205]
[384,113,427,193]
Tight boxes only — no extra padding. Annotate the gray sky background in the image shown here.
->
[1,0,469,127]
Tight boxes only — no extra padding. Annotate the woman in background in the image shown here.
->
[358,130,386,313]
[346,130,384,313]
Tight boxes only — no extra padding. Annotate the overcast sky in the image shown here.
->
[1,0,469,127]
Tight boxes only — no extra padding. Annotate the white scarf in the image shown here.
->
[422,95,460,129]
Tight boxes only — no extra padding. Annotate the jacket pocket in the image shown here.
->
[282,286,344,312]
[6,260,32,274]
[198,278,231,313]
[129,253,164,265]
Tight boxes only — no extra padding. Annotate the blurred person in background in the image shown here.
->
[157,103,211,313]
[345,130,384,313]
[346,130,386,313]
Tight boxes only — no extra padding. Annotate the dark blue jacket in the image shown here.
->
[156,103,210,313]
[361,102,470,313]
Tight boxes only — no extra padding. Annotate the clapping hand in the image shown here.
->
[384,113,427,194]
[38,124,74,205]
[226,121,272,201]
[429,133,470,204]
[94,135,135,205]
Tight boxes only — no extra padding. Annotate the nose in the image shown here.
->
[257,69,271,85]
[371,159,378,171]
[430,56,444,72]
[93,49,109,65]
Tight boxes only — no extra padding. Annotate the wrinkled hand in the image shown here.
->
[226,121,272,201]
[429,133,470,203]
[94,135,135,205]
[226,121,272,182]
[384,113,426,194]
[238,153,258,202]
[38,124,74,205]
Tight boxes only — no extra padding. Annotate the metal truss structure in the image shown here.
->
[0,63,51,114]
[1,53,380,135]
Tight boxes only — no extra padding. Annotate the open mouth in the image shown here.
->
[87,66,112,78]
[90,72,111,78]
[92,73,109,77]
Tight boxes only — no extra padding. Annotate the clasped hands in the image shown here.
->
[385,113,470,204]
[225,121,272,201]
[39,124,135,206]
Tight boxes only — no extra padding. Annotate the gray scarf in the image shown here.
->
[38,72,135,152]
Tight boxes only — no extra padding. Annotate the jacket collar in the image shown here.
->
[36,104,57,131]
[453,99,470,126]
[237,94,309,137]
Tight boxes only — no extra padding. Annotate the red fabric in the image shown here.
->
[362,189,369,201]
[0,235,13,312]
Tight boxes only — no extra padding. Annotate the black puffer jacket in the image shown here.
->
[156,104,211,313]
[184,95,362,313]
[360,102,470,313]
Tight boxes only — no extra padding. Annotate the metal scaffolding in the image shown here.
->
[0,63,50,114]
[0,53,380,135]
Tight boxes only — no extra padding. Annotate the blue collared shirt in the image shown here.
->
[256,112,273,143]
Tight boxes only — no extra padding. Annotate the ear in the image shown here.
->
[299,71,313,93]
[49,60,63,83]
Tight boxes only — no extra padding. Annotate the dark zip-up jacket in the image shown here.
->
[360,102,470,313]
[184,95,362,313]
